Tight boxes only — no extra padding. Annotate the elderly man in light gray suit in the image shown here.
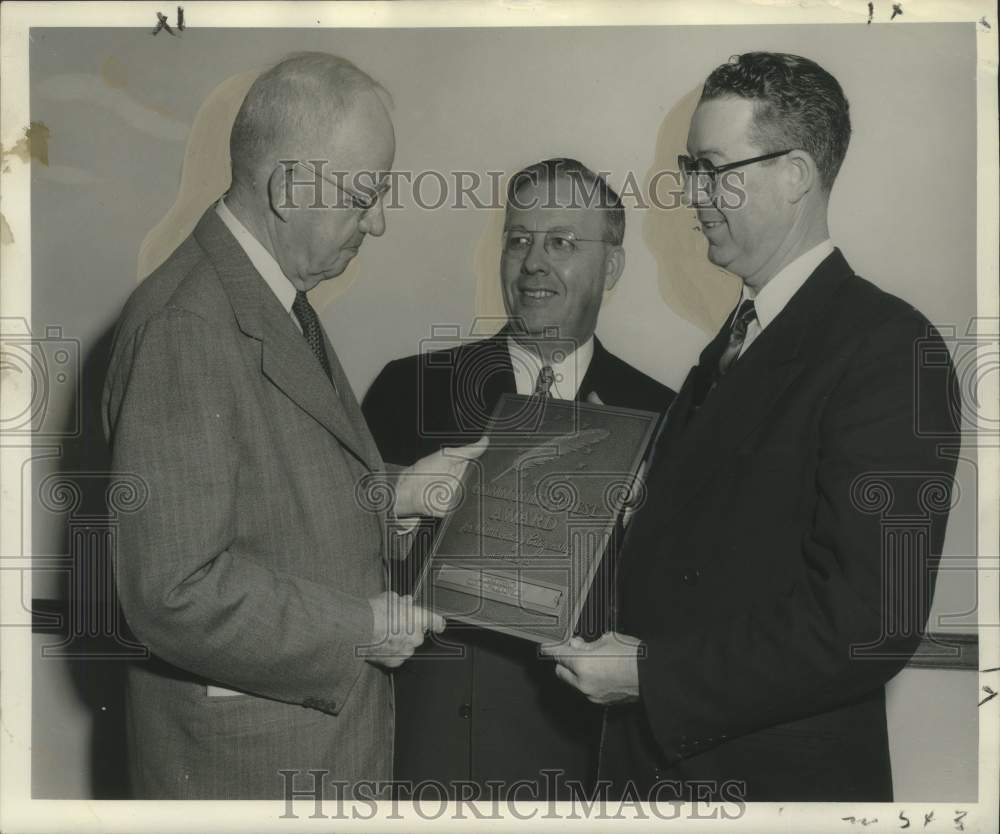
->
[103,52,483,800]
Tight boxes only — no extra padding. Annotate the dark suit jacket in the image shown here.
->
[602,249,960,802]
[103,209,392,798]
[363,332,674,797]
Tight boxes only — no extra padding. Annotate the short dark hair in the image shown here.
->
[505,158,625,246]
[700,52,851,190]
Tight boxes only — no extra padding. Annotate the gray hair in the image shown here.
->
[229,52,391,186]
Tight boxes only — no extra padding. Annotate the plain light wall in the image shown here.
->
[28,24,979,798]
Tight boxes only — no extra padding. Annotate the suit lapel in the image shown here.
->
[652,321,732,463]
[193,210,375,471]
[486,333,518,401]
[259,307,374,470]
[651,249,852,523]
[665,333,806,519]
[321,329,383,470]
[471,329,517,415]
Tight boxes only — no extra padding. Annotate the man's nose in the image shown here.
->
[680,179,693,209]
[359,200,386,237]
[684,177,715,210]
[521,234,548,273]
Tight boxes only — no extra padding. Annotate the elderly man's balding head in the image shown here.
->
[226,52,395,292]
[229,52,393,189]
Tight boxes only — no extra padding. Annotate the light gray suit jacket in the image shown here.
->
[103,209,393,799]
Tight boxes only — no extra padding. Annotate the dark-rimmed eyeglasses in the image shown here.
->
[502,229,610,261]
[677,149,794,192]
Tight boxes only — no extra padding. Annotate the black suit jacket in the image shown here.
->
[363,332,674,797]
[602,249,960,802]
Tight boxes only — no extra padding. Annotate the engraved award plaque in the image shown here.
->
[414,394,659,643]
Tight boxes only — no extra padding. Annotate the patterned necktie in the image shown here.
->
[717,298,758,377]
[534,365,555,398]
[292,290,333,382]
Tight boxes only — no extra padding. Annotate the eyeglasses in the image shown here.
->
[291,161,386,212]
[677,149,794,193]
[502,229,610,261]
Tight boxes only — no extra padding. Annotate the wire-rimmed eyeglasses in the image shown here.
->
[502,229,611,261]
[290,161,386,212]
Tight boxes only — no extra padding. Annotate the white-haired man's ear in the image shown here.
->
[267,164,293,223]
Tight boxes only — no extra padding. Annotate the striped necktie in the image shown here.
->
[534,365,555,398]
[686,297,758,417]
[717,298,758,377]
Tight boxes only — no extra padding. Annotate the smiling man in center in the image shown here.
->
[363,157,675,799]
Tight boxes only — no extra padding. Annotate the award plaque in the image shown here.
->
[414,394,659,643]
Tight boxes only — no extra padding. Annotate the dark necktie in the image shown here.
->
[717,298,758,377]
[292,290,333,383]
[533,365,555,398]
[685,297,758,417]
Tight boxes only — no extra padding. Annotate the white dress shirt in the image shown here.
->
[216,198,301,332]
[738,239,835,359]
[507,335,595,400]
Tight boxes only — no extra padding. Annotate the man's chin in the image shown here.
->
[705,242,734,270]
[508,314,558,339]
[319,258,354,281]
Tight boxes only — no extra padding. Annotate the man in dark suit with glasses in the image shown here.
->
[363,157,675,799]
[544,52,961,802]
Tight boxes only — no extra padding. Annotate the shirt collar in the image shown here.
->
[506,334,595,400]
[216,198,297,314]
[742,239,834,329]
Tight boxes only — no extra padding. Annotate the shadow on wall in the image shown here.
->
[136,69,257,281]
[642,86,740,335]
[32,322,133,798]
[473,206,506,330]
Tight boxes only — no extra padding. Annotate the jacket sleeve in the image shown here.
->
[637,310,960,760]
[105,308,376,714]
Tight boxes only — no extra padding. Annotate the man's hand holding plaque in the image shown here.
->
[392,436,490,524]
[360,591,446,669]
[541,632,642,705]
